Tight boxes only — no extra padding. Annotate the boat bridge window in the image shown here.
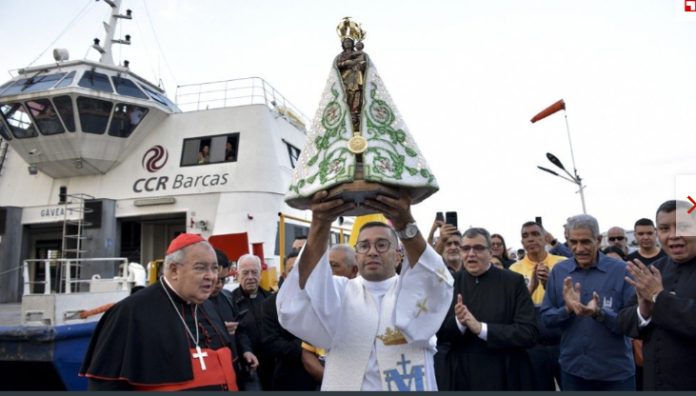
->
[286,142,301,168]
[77,96,113,134]
[0,103,38,139]
[0,73,67,97]
[27,99,64,135]
[78,71,114,93]
[108,103,149,138]
[181,133,239,166]
[140,84,178,112]
[53,96,76,132]
[54,71,76,89]
[0,80,13,96]
[111,77,149,100]
[0,119,11,140]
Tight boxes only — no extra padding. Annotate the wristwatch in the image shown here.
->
[592,308,606,323]
[396,222,419,240]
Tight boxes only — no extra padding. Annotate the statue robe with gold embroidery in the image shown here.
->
[277,245,453,391]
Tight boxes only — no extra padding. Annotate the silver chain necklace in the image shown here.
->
[160,277,209,370]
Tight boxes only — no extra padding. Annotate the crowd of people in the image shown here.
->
[78,193,696,391]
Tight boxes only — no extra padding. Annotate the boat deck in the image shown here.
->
[0,303,21,326]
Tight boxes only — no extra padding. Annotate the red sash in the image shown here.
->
[133,347,238,391]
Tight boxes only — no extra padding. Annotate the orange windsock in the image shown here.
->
[530,99,565,123]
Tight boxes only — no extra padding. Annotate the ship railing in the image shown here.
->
[22,258,130,295]
[174,77,310,132]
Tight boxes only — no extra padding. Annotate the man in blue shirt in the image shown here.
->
[541,214,636,391]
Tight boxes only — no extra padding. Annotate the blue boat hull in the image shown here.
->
[0,322,97,391]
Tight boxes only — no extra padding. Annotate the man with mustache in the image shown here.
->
[541,215,636,391]
[277,190,453,391]
[510,221,567,390]
[617,200,696,390]
[80,234,238,391]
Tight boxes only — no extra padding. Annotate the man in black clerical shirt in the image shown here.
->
[618,200,696,390]
[438,227,538,391]
[230,253,273,390]
[80,234,238,391]
[209,249,259,390]
[432,224,462,391]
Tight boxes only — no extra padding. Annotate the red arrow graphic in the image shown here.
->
[688,196,696,214]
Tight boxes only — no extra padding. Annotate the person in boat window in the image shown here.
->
[79,233,239,391]
[225,141,235,162]
[198,145,210,164]
[128,106,143,134]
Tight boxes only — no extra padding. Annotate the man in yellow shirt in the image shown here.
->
[510,221,567,391]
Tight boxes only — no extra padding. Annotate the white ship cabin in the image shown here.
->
[0,0,347,305]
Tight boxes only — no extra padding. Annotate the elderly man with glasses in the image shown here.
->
[229,254,274,390]
[277,190,454,391]
[80,234,239,391]
[438,227,538,390]
[208,249,260,390]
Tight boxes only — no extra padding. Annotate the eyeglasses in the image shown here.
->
[217,277,230,284]
[491,242,504,248]
[460,245,488,253]
[355,239,393,254]
[608,236,625,242]
[240,270,260,277]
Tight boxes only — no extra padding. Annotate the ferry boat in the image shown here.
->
[0,1,350,390]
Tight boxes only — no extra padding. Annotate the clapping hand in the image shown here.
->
[562,277,581,314]
[455,294,483,335]
[625,259,663,318]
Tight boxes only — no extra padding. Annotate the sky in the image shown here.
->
[1,0,695,252]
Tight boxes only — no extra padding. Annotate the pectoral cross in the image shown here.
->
[192,346,208,371]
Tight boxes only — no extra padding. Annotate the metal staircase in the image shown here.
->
[59,193,94,292]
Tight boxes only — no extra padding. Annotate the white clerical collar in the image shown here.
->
[362,275,397,296]
[161,276,194,305]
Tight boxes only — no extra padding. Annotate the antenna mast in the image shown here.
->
[92,0,132,66]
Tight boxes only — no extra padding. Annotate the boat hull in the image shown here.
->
[0,322,96,391]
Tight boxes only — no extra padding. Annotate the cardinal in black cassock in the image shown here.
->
[437,230,538,391]
[79,234,238,391]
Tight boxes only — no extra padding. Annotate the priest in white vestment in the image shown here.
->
[277,190,454,391]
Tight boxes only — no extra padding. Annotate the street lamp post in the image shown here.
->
[538,152,587,214]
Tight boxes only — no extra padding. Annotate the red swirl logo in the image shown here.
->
[142,145,168,173]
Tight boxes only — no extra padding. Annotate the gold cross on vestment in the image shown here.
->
[192,346,208,371]
[436,267,448,284]
[415,298,429,318]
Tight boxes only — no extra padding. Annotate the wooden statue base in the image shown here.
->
[323,179,400,217]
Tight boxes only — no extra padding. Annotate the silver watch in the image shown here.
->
[396,222,419,240]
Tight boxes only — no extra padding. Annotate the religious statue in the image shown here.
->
[285,17,439,215]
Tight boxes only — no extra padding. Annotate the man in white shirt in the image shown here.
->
[277,190,454,391]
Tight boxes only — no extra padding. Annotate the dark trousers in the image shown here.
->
[527,342,562,391]
[434,343,450,391]
[561,370,636,391]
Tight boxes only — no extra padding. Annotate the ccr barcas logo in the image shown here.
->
[142,145,168,173]
[687,1,696,11]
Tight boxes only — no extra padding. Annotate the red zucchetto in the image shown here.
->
[166,233,206,255]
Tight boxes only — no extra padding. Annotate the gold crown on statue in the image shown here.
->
[376,327,407,346]
[336,17,366,42]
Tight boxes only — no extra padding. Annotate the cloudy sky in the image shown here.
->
[1,0,695,251]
